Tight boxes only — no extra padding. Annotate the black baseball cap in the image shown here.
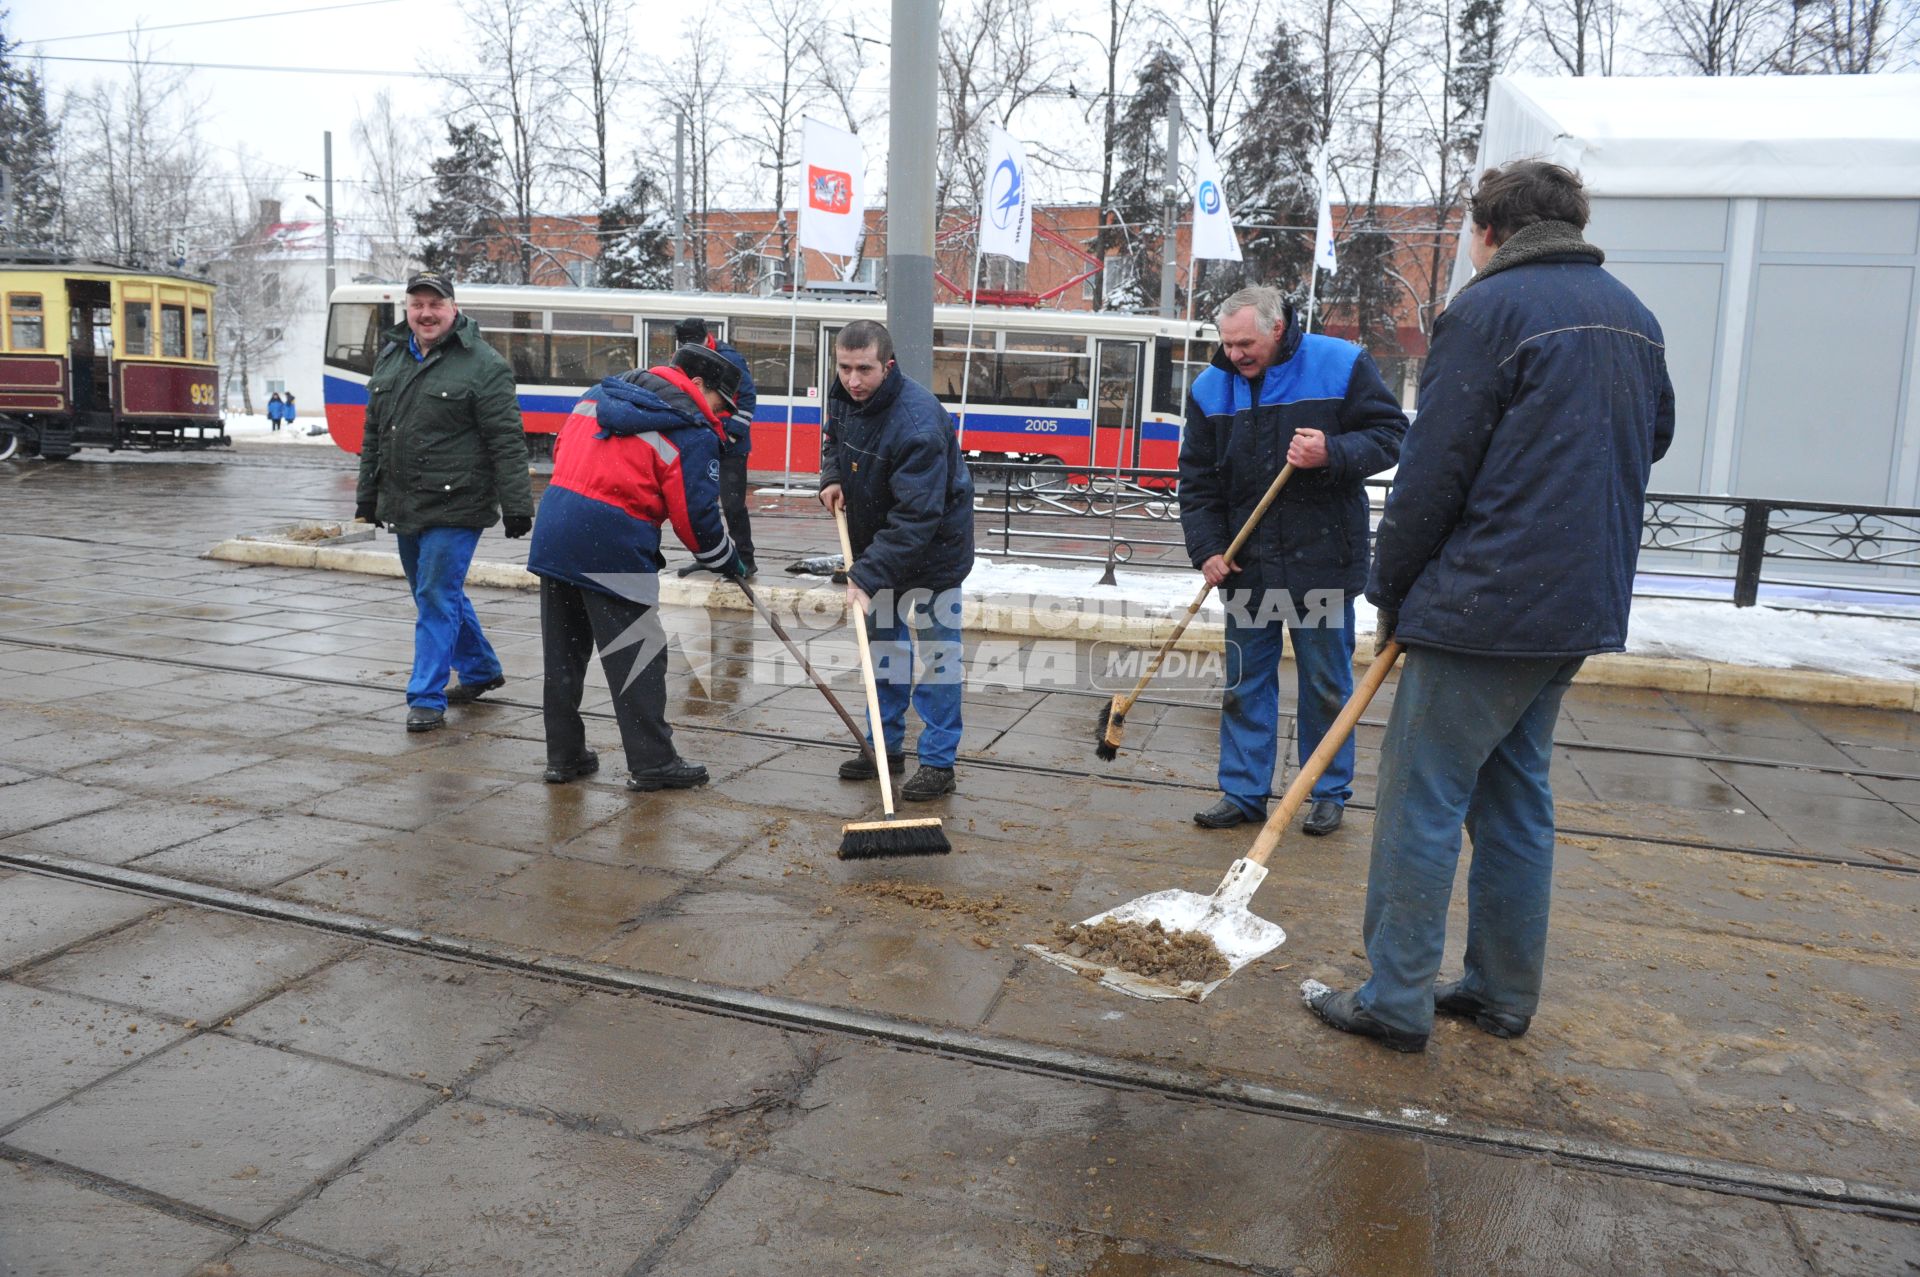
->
[672,343,742,416]
[673,316,708,343]
[405,270,455,299]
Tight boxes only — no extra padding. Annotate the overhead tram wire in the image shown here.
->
[23,0,402,45]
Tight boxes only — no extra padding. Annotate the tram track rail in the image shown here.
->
[2,849,1916,1224]
[1,629,1916,877]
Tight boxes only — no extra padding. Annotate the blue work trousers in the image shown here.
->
[865,586,965,769]
[1356,646,1584,1036]
[1219,595,1356,819]
[397,527,502,712]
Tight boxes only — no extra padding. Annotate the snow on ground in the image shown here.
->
[960,556,1920,682]
[223,413,339,445]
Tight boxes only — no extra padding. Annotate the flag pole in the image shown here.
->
[782,234,801,493]
[956,234,984,440]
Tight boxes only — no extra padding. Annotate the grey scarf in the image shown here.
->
[1460,220,1605,294]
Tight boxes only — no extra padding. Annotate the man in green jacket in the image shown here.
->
[354,271,534,732]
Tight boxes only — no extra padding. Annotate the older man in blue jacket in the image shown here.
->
[1180,285,1407,837]
[1306,161,1675,1053]
[819,320,975,802]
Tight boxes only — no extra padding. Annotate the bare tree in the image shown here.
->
[1069,0,1146,308]
[1157,0,1265,148]
[433,0,560,283]
[209,183,310,416]
[62,31,213,268]
[1645,0,1788,73]
[658,41,724,289]
[936,0,1066,219]
[351,90,422,281]
[729,0,823,278]
[556,0,629,205]
[1780,0,1916,70]
[1529,0,1630,72]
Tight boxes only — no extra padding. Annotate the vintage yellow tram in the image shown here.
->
[0,255,224,460]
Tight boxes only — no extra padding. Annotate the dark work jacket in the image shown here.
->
[710,338,758,459]
[819,366,976,596]
[1367,222,1676,657]
[354,314,533,535]
[1178,306,1407,600]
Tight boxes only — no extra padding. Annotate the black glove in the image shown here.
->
[354,503,381,529]
[503,514,532,539]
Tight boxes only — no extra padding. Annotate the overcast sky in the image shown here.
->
[12,0,710,220]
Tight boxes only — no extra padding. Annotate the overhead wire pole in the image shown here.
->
[887,0,937,386]
[1158,98,1181,318]
[322,131,336,302]
[672,111,688,291]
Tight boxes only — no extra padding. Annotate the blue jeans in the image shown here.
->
[1219,594,1356,818]
[1355,647,1584,1035]
[397,527,502,711]
[865,586,964,769]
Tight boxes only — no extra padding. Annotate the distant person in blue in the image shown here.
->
[1306,161,1675,1054]
[672,316,759,577]
[284,392,298,428]
[819,320,975,803]
[1179,285,1407,838]
[266,392,286,432]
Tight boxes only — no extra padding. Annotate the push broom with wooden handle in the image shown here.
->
[832,507,950,860]
[1095,463,1294,760]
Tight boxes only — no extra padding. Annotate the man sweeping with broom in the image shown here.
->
[820,321,974,857]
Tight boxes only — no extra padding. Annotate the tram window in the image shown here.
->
[191,307,210,361]
[730,316,816,394]
[931,328,1092,409]
[466,309,547,383]
[325,302,385,375]
[160,305,187,358]
[124,300,153,356]
[550,333,639,383]
[6,294,44,351]
[551,311,631,334]
[642,319,682,370]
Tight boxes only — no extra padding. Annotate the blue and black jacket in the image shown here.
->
[710,338,758,460]
[820,365,976,596]
[1179,303,1407,598]
[1367,225,1675,658]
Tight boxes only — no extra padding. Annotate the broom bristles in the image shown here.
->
[837,816,951,860]
[1094,697,1127,761]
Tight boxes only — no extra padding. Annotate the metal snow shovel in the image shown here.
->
[1030,641,1405,1001]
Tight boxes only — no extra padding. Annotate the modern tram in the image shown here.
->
[322,284,1218,477]
[0,255,224,460]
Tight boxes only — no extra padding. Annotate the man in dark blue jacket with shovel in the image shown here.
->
[1306,160,1675,1053]
[819,320,975,802]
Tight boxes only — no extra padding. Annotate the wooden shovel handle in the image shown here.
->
[1245,641,1403,869]
[834,508,897,818]
[1112,464,1296,718]
[736,576,873,763]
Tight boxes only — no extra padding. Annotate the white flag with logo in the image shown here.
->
[979,125,1033,263]
[1190,141,1242,263]
[1312,153,1338,275]
[798,118,865,258]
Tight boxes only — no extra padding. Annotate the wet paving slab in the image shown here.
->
[2,453,1918,1271]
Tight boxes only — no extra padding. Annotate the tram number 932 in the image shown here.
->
[189,383,218,407]
[1022,419,1061,433]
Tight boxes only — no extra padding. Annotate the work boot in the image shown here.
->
[900,765,956,802]
[405,705,445,733]
[543,750,599,784]
[1302,983,1428,1053]
[1433,979,1531,1039]
[839,751,904,781]
[1301,799,1344,836]
[1193,798,1252,829]
[446,674,506,704]
[626,757,709,792]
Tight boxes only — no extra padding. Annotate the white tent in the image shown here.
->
[1456,76,1920,580]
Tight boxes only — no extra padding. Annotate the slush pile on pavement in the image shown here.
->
[1050,917,1230,983]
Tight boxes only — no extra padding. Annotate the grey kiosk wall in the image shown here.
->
[1457,74,1920,594]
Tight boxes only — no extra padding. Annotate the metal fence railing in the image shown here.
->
[969,461,1920,605]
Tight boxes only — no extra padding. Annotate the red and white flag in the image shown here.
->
[798,119,866,258]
